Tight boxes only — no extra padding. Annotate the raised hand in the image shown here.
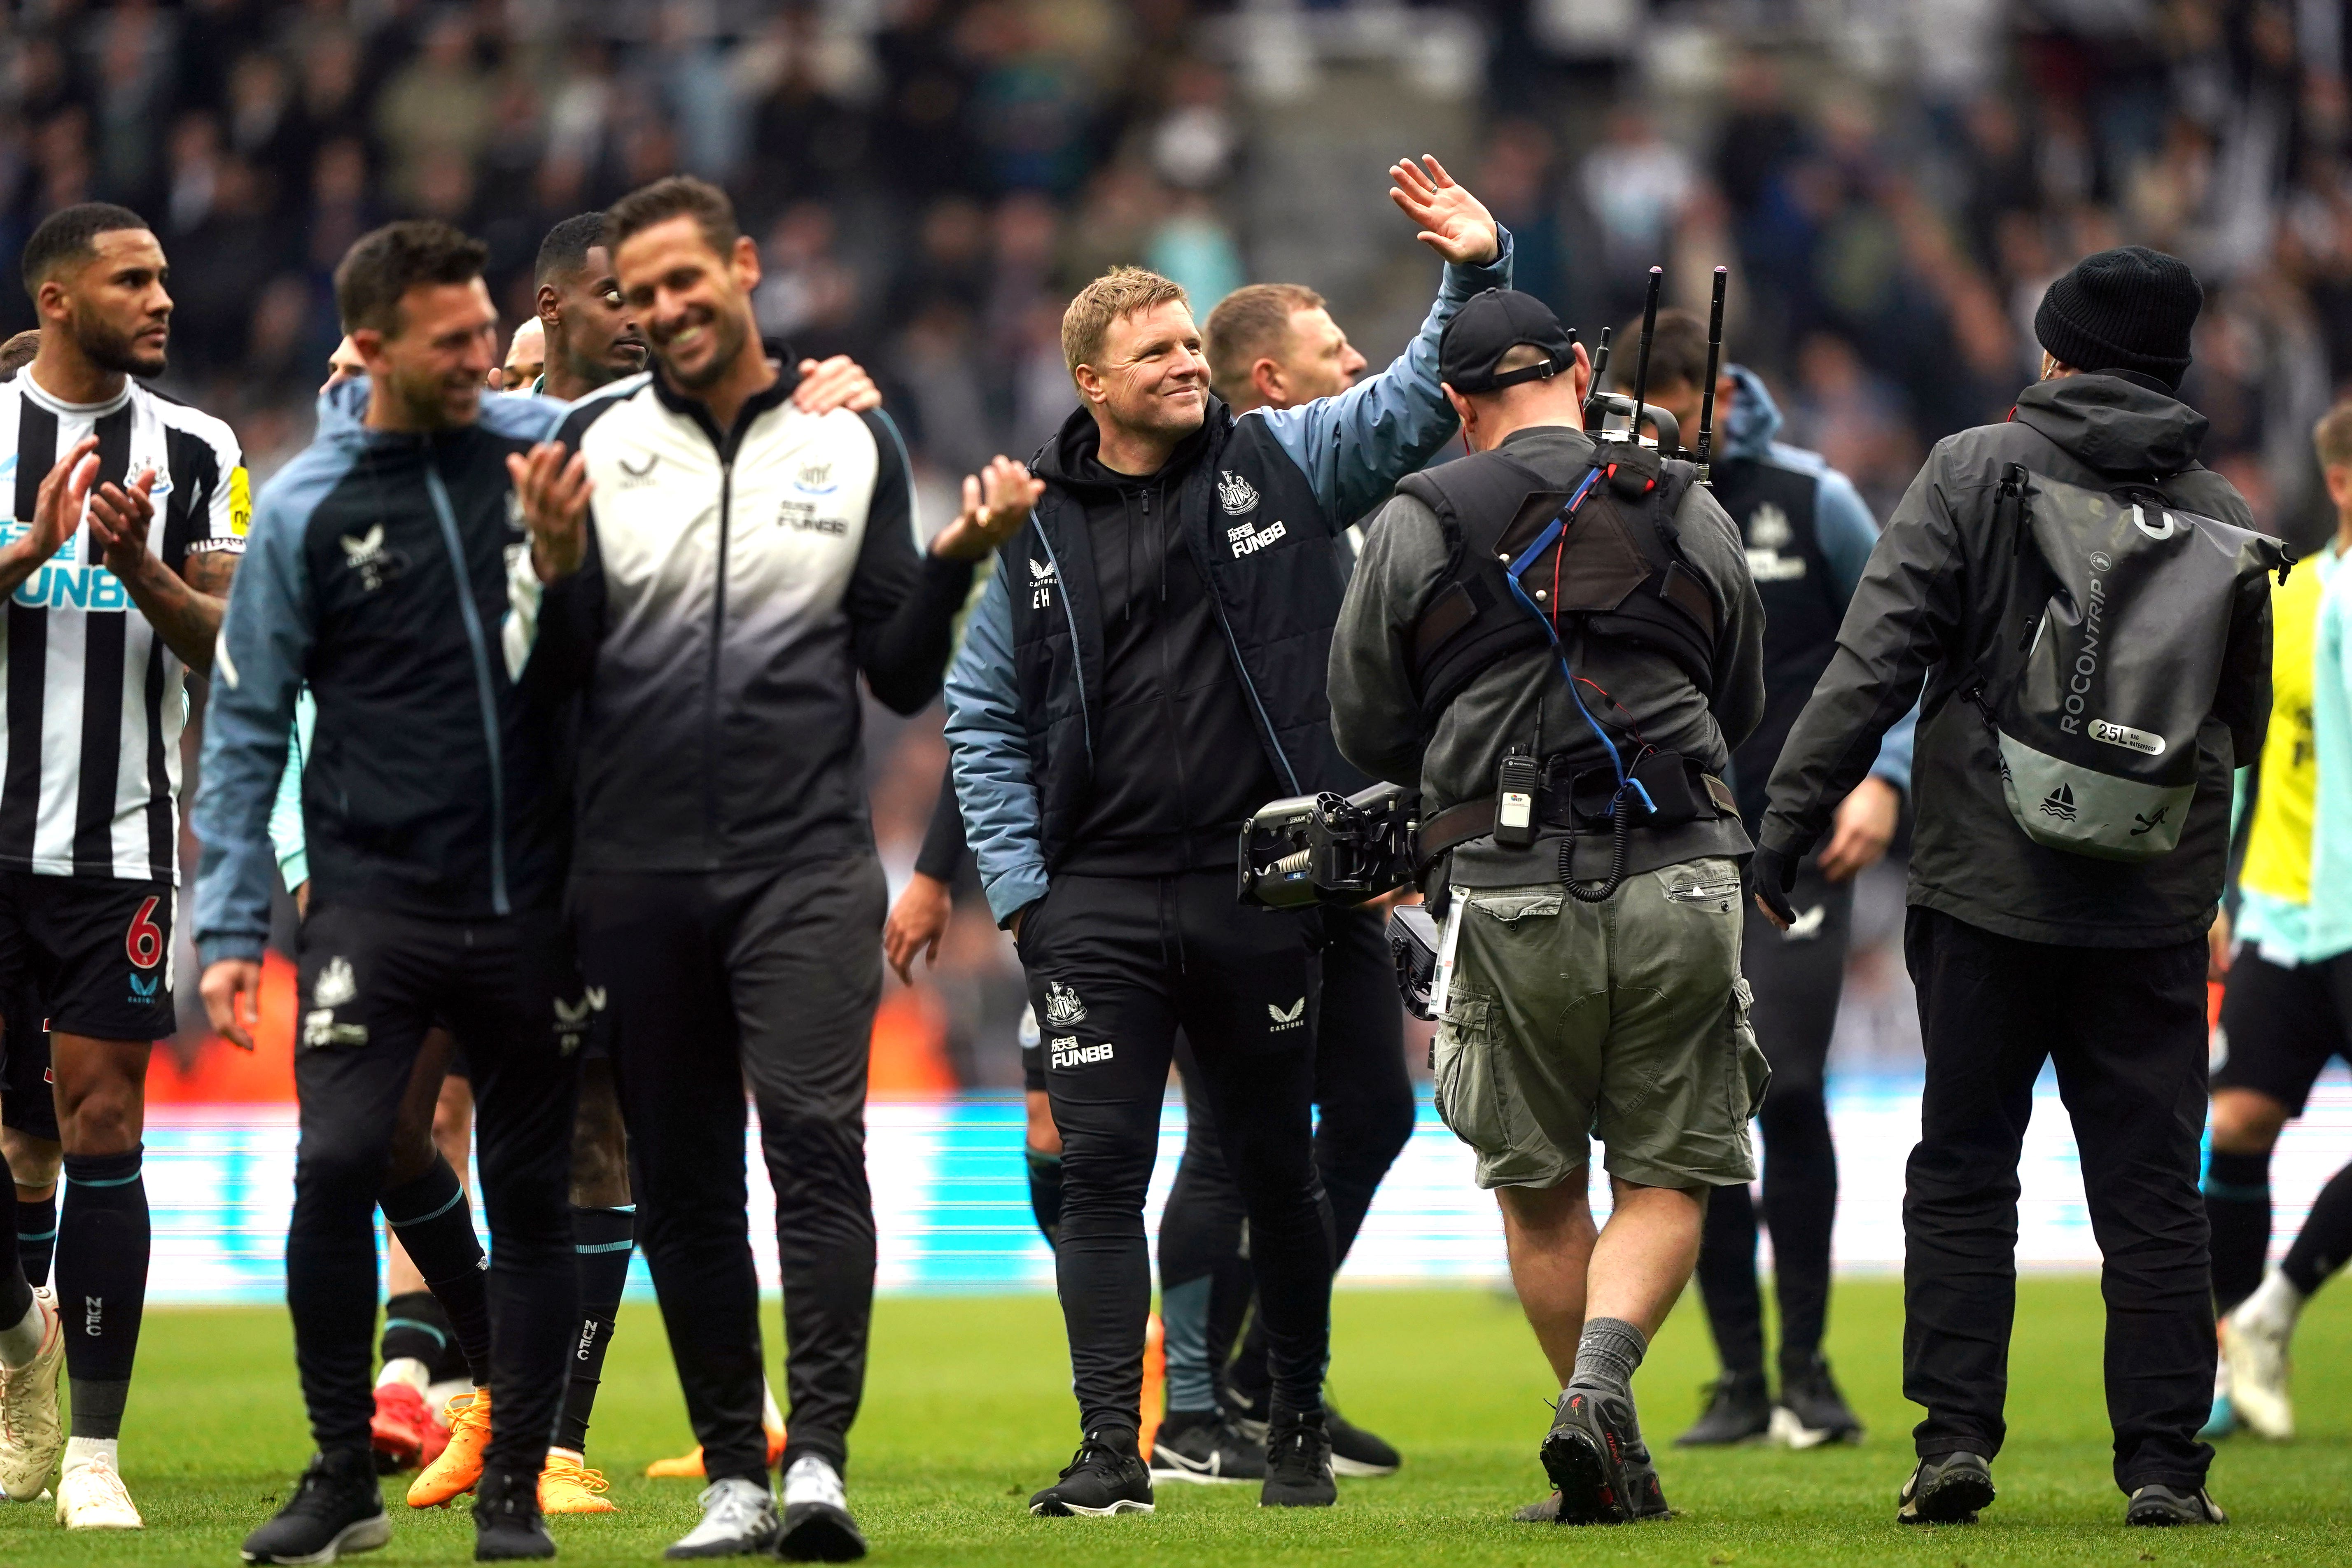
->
[505,441,593,582]
[931,455,1044,561]
[793,356,882,415]
[1388,154,1500,267]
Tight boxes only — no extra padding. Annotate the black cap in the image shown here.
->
[1439,288,1577,394]
[2034,246,2202,391]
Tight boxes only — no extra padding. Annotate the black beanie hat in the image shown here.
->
[2033,246,2202,390]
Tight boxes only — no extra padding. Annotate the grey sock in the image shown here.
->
[1572,1317,1648,1398]
[68,1377,128,1440]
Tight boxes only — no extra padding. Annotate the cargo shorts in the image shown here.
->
[1433,855,1769,1190]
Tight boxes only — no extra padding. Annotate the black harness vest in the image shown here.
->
[1398,445,1717,725]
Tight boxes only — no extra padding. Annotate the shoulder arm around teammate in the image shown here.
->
[844,408,977,714]
[192,457,331,969]
[941,567,1046,925]
[1328,488,1453,787]
[1759,439,1970,860]
[1253,231,1514,526]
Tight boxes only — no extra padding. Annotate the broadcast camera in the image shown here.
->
[1236,781,1421,910]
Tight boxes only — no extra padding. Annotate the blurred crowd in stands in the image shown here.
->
[5,0,2345,1085]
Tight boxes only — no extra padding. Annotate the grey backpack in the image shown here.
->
[1968,462,2289,861]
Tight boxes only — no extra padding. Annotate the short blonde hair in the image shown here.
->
[2316,399,2352,470]
[1062,266,1190,380]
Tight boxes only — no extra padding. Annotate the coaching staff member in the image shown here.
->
[944,155,1511,1518]
[1330,289,1765,1525]
[506,175,1022,1562]
[1147,281,1414,1480]
[196,221,586,1564]
[1754,248,2266,1528]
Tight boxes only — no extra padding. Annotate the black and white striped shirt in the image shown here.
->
[0,373,246,884]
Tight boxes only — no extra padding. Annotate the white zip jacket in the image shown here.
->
[537,363,972,873]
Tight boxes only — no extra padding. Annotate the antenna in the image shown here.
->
[1695,266,1727,484]
[1582,327,1613,427]
[1628,266,1662,448]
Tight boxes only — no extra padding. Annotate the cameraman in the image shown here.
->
[1330,288,1766,1524]
[1753,248,2266,1528]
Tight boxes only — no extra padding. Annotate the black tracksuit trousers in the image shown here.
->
[1696,863,1850,1379]
[1020,870,1335,1437]
[288,905,581,1476]
[1160,905,1414,1409]
[574,854,886,1484]
[1903,907,2214,1493]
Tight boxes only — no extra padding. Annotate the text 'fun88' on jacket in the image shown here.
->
[941,237,1516,925]
[192,378,574,969]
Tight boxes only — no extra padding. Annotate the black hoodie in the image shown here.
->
[1031,408,1283,875]
[1759,371,2272,947]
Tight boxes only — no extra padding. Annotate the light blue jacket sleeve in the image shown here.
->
[942,568,1052,925]
[1814,467,1917,795]
[1254,229,1514,525]
[193,456,339,968]
[267,691,316,890]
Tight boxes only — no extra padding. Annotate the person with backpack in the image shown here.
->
[1753,247,2282,1529]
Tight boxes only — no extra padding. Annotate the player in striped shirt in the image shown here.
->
[0,203,247,1531]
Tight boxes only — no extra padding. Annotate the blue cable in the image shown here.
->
[1500,467,1657,816]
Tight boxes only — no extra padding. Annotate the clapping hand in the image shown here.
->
[506,441,593,581]
[10,436,99,570]
[931,455,1044,561]
[85,467,161,579]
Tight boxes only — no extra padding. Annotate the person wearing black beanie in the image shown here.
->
[1749,244,2266,1528]
[2033,246,2203,392]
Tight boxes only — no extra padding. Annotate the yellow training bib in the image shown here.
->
[2242,553,2333,903]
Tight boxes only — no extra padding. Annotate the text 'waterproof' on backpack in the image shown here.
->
[1972,462,2289,861]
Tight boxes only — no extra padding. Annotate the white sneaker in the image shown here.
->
[669,1476,778,1557]
[2222,1306,2294,1440]
[56,1454,142,1529]
[780,1456,866,1561]
[0,1289,64,1501]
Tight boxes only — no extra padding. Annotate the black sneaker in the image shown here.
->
[1259,1409,1337,1507]
[241,1449,392,1565]
[1674,1370,1771,1447]
[2125,1484,2227,1526]
[1029,1430,1153,1517]
[1771,1354,1864,1449]
[1325,1400,1400,1477]
[1541,1384,1645,1525]
[472,1467,555,1561]
[1150,1409,1263,1485]
[1897,1451,1995,1525]
[1621,1443,1671,1521]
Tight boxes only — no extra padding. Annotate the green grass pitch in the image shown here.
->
[2,1278,2346,1566]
